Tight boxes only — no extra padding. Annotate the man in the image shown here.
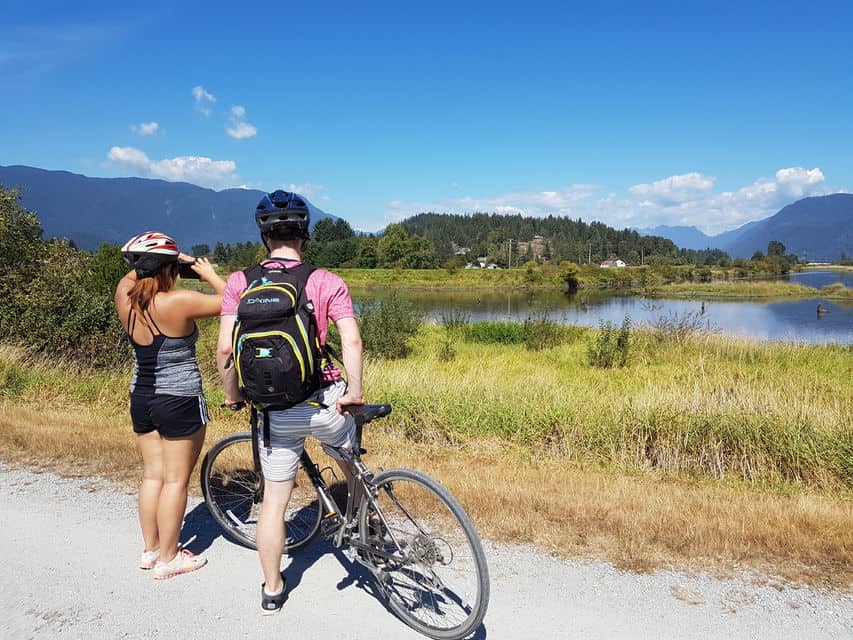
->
[217,190,363,614]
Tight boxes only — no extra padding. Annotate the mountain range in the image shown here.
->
[639,194,853,261]
[0,165,336,250]
[2,165,851,260]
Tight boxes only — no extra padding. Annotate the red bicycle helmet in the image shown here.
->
[121,231,180,277]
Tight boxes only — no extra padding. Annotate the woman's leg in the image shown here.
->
[257,477,295,593]
[157,425,206,562]
[137,431,164,552]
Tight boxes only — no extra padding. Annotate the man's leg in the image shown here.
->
[257,477,295,594]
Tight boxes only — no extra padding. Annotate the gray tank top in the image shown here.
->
[128,310,203,397]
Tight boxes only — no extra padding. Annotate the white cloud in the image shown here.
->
[384,167,832,235]
[107,146,238,189]
[384,185,600,223]
[282,183,330,202]
[226,105,257,140]
[773,167,824,197]
[628,172,715,203]
[226,122,257,139]
[192,85,216,116]
[130,121,159,136]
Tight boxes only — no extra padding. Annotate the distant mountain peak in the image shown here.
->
[637,224,719,250]
[0,165,337,250]
[637,194,852,260]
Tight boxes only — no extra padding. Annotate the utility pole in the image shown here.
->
[641,246,644,266]
[507,238,514,268]
[588,241,592,265]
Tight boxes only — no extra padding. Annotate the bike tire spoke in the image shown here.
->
[360,470,488,637]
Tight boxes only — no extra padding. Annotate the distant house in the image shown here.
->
[453,247,471,256]
[465,256,501,269]
[600,258,627,268]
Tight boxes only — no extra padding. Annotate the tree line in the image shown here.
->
[199,213,756,271]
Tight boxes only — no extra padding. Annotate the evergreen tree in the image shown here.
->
[213,241,228,263]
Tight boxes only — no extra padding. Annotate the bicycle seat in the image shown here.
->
[344,403,392,426]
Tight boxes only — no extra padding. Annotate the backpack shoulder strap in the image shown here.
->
[286,262,316,290]
[243,263,265,289]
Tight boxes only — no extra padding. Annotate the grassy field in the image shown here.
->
[648,280,853,299]
[1,324,851,586]
[331,265,689,290]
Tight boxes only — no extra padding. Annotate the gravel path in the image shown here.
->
[0,464,850,640]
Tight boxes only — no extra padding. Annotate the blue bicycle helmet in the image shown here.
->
[255,189,311,239]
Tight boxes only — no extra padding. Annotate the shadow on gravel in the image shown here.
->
[185,488,489,639]
[178,503,224,555]
[283,538,488,639]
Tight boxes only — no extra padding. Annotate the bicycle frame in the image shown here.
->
[298,447,405,562]
[246,406,412,564]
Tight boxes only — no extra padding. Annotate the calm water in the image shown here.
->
[352,270,853,344]
[784,269,853,289]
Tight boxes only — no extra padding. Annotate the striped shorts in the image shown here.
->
[258,380,356,481]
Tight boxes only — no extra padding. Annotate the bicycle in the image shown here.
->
[200,402,490,640]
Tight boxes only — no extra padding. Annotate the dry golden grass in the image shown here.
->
[1,403,850,590]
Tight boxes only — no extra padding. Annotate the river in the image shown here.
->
[351,270,853,344]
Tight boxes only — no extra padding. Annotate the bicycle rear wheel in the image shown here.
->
[200,432,321,552]
[359,468,489,640]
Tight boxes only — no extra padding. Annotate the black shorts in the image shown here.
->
[130,393,209,438]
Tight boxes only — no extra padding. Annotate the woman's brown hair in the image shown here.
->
[127,263,178,326]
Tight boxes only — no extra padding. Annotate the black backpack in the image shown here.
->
[232,261,323,410]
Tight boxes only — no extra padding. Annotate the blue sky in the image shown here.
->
[1,0,851,233]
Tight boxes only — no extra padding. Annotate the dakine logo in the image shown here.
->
[247,297,281,304]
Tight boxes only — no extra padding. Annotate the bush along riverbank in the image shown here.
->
[330,260,807,293]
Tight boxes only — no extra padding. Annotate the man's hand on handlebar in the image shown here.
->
[336,391,365,415]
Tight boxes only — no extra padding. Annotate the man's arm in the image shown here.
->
[217,315,244,405]
[334,316,364,413]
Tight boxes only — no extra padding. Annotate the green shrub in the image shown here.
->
[90,243,127,296]
[358,292,423,359]
[0,241,128,368]
[586,315,631,368]
[462,318,578,350]
[522,315,565,351]
[462,321,527,345]
[0,358,28,398]
[523,261,543,284]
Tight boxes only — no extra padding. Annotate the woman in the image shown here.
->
[115,231,225,579]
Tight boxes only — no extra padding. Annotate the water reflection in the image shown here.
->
[351,270,853,344]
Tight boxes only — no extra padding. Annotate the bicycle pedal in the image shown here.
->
[320,513,343,538]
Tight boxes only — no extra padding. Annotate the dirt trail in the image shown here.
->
[0,465,850,639]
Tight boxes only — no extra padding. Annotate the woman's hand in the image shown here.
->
[189,257,219,283]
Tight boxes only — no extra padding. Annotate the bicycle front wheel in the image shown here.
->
[359,468,490,640]
[200,432,321,552]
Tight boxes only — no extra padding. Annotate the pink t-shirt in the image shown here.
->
[221,259,355,382]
